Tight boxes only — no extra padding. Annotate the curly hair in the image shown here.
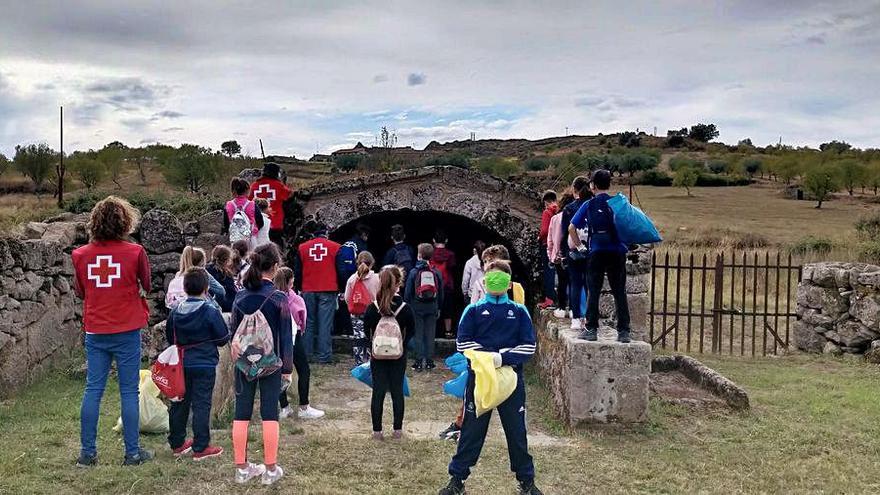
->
[88,196,140,242]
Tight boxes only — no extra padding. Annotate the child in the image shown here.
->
[252,198,273,249]
[231,240,251,288]
[460,240,485,302]
[206,245,238,312]
[224,177,264,245]
[273,267,325,420]
[344,251,381,365]
[561,176,593,331]
[382,224,416,274]
[431,230,457,338]
[165,267,229,461]
[363,265,415,439]
[166,246,225,310]
[569,169,631,343]
[538,190,559,310]
[230,244,293,485]
[547,192,575,319]
[404,243,444,371]
[440,260,542,495]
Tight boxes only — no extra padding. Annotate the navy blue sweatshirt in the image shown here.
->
[165,297,230,368]
[559,198,586,259]
[456,293,536,372]
[230,280,294,374]
[363,295,416,359]
[206,263,238,312]
[404,260,444,312]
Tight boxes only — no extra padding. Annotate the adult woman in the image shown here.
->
[72,196,152,466]
[230,243,293,485]
[206,245,238,312]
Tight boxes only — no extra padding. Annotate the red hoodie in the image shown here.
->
[431,246,457,291]
[249,177,291,230]
[298,237,341,292]
[539,203,559,246]
[72,240,151,334]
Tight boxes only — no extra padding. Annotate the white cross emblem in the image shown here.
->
[254,183,276,201]
[87,255,121,288]
[309,243,328,262]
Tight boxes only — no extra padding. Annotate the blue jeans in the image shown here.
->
[168,367,216,453]
[567,259,588,318]
[303,292,337,363]
[80,329,142,458]
[540,247,556,302]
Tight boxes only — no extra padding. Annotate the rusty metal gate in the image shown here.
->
[648,251,802,355]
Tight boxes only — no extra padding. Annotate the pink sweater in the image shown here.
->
[547,211,564,263]
[286,289,307,332]
[224,196,259,235]
[344,271,380,309]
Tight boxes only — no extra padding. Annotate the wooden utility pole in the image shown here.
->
[259,139,265,159]
[57,106,65,207]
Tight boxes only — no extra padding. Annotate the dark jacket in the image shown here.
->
[404,260,444,312]
[206,263,238,312]
[230,280,294,374]
[383,243,416,274]
[456,293,535,373]
[560,198,587,258]
[166,297,230,368]
[363,295,415,359]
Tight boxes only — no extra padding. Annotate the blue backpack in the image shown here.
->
[585,195,619,251]
[337,241,359,279]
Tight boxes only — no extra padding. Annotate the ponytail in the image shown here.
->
[356,250,375,280]
[377,265,401,315]
[243,243,282,291]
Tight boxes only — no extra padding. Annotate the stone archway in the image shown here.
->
[282,166,543,285]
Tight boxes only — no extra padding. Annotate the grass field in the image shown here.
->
[1,352,879,494]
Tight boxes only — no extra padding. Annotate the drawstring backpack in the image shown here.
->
[371,302,406,360]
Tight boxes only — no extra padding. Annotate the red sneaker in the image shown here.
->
[172,439,193,457]
[193,445,224,462]
[538,298,555,309]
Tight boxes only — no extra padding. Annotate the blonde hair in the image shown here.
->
[178,246,206,275]
[356,251,375,280]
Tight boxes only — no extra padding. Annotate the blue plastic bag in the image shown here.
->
[443,370,469,399]
[351,362,411,397]
[444,353,468,375]
[607,192,661,244]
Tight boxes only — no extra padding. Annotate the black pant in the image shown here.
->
[168,367,216,453]
[370,357,406,432]
[279,340,310,408]
[586,251,630,332]
[269,229,284,249]
[555,262,569,310]
[234,370,281,421]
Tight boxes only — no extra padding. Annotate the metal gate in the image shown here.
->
[648,251,802,356]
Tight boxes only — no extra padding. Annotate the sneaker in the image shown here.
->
[570,318,583,331]
[617,330,631,343]
[298,405,325,419]
[437,422,461,440]
[567,310,573,319]
[122,448,154,466]
[192,445,223,462]
[412,360,424,372]
[538,298,554,310]
[261,465,284,485]
[392,430,403,439]
[518,480,544,495]
[75,453,97,468]
[172,439,193,457]
[235,463,266,484]
[552,308,566,318]
[425,360,436,371]
[438,476,466,495]
[372,431,385,441]
[279,406,294,419]
[580,328,598,341]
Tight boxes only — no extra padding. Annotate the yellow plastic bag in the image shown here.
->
[463,349,517,417]
[114,370,169,434]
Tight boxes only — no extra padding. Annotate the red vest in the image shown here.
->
[298,238,341,292]
[248,177,291,230]
[72,240,151,334]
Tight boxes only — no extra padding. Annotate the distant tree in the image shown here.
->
[620,152,658,176]
[159,144,222,193]
[688,123,720,143]
[741,157,763,179]
[803,165,840,209]
[867,162,880,195]
[819,140,852,154]
[667,128,688,137]
[706,159,727,174]
[0,153,8,177]
[773,156,802,185]
[738,138,753,147]
[13,143,56,194]
[837,159,866,196]
[474,156,521,179]
[665,134,685,147]
[221,140,242,158]
[97,143,127,188]
[425,153,470,169]
[378,126,397,148]
[334,154,363,172]
[128,147,150,185]
[673,166,699,196]
[617,131,640,147]
[70,155,106,191]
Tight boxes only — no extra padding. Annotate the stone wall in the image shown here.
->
[794,262,880,359]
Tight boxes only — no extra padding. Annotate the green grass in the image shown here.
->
[2,353,880,494]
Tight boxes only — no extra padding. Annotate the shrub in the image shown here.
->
[425,153,470,169]
[617,131,641,147]
[859,241,880,264]
[707,159,728,174]
[637,169,673,186]
[334,154,364,172]
[669,155,702,171]
[665,135,685,148]
[695,173,751,187]
[474,157,521,178]
[524,156,550,171]
[788,236,834,255]
[688,123,719,142]
[65,190,224,220]
[855,212,880,240]
[741,157,763,178]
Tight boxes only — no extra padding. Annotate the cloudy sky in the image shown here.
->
[0,0,878,158]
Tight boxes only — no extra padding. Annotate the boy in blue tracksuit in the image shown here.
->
[439,261,543,495]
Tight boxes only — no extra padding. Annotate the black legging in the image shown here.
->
[279,339,310,408]
[235,370,281,421]
[371,357,406,432]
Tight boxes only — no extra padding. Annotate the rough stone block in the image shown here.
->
[793,320,826,353]
[197,210,224,235]
[849,291,880,329]
[140,209,184,254]
[796,284,846,316]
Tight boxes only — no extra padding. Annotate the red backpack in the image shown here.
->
[348,278,373,315]
[415,266,438,302]
[152,319,186,401]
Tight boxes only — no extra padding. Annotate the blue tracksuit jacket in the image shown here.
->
[456,293,536,369]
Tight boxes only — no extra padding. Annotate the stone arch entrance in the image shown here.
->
[282,166,543,288]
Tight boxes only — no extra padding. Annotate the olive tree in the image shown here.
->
[803,165,840,209]
[160,144,221,193]
[13,143,56,194]
[673,166,699,196]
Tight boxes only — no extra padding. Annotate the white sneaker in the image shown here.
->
[570,318,583,331]
[235,463,266,484]
[567,310,574,319]
[279,406,293,419]
[298,405,325,419]
[262,465,284,485]
[552,309,566,318]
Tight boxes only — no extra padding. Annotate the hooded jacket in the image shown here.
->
[456,293,536,372]
[165,297,230,368]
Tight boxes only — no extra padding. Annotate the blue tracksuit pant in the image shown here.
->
[448,368,535,482]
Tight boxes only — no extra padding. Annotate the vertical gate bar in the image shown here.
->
[785,252,794,346]
[763,251,770,356]
[741,251,747,356]
[650,251,656,345]
[699,253,708,353]
[752,252,758,357]
[774,252,781,353]
[729,250,736,355]
[712,253,724,353]
[687,252,694,352]
[674,252,682,351]
[662,251,669,348]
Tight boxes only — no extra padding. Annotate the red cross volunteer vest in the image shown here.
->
[298,237,341,292]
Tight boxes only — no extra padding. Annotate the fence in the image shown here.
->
[648,251,802,356]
